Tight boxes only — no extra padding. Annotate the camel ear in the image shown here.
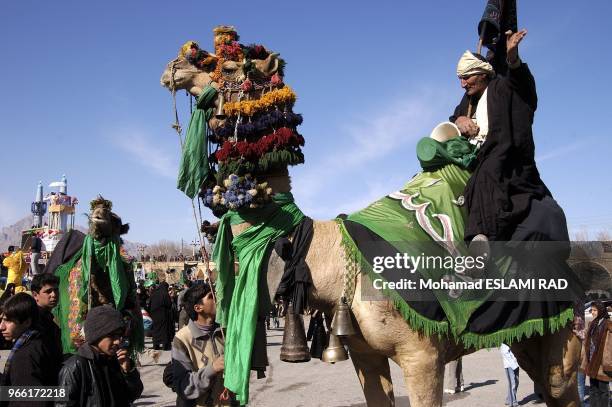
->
[120,223,130,235]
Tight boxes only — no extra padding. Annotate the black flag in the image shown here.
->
[477,0,518,76]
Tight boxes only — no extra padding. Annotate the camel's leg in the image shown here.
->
[511,326,581,407]
[395,339,445,407]
[349,349,395,407]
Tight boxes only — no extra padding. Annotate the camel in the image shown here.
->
[45,196,143,355]
[160,39,581,407]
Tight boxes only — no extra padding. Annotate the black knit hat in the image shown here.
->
[84,305,125,345]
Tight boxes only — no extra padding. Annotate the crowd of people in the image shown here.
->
[440,300,612,407]
[0,274,144,406]
[139,254,203,263]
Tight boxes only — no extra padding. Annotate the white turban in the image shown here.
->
[456,50,495,77]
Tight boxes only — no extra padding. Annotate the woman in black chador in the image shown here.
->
[149,282,174,350]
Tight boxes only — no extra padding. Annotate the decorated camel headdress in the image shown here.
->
[167,26,304,215]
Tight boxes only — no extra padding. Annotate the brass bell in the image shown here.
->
[321,333,348,364]
[331,297,356,337]
[215,92,226,119]
[280,302,311,363]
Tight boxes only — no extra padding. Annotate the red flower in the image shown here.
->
[241,79,253,92]
[270,73,282,85]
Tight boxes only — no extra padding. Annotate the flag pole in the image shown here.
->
[468,20,489,118]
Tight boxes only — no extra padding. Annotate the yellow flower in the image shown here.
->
[223,87,297,117]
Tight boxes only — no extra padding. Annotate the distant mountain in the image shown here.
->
[0,215,142,256]
[0,216,36,252]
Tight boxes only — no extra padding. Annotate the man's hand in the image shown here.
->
[506,29,527,65]
[212,355,224,374]
[455,116,479,137]
[117,349,133,373]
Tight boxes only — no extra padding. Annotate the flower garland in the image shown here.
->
[216,150,304,185]
[210,27,241,86]
[181,41,217,69]
[223,86,297,117]
[214,128,304,162]
[212,110,303,141]
[203,174,273,210]
[218,41,244,60]
[243,44,270,60]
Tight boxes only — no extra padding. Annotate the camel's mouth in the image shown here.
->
[91,215,106,224]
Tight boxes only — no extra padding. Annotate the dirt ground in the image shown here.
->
[0,321,576,406]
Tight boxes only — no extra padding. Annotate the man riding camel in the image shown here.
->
[450,29,569,246]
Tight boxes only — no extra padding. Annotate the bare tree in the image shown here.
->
[595,230,611,242]
[145,239,181,259]
[573,228,590,241]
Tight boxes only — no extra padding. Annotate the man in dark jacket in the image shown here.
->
[31,273,63,362]
[0,293,59,407]
[450,29,568,244]
[57,305,143,407]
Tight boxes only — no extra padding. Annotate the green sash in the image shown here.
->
[214,193,304,405]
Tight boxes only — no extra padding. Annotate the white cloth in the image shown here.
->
[457,50,495,78]
[470,87,489,145]
[500,344,519,370]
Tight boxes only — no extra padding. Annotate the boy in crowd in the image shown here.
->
[172,283,234,406]
[30,273,63,359]
[57,305,143,407]
[0,293,60,406]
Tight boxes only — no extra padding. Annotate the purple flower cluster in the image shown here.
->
[223,174,255,210]
[202,174,260,210]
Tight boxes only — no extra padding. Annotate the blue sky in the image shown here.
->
[1,0,611,244]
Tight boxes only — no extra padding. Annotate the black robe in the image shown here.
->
[149,282,174,346]
[450,63,551,241]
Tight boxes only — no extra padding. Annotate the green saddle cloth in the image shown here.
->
[338,136,573,347]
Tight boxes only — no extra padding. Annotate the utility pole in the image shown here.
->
[190,239,199,258]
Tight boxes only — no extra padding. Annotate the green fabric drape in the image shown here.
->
[81,234,129,310]
[53,235,143,355]
[54,248,83,354]
[213,193,304,405]
[177,85,218,198]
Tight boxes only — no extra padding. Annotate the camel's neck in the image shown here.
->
[262,173,292,195]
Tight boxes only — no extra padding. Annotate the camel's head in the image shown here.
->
[160,30,284,98]
[88,196,129,242]
[160,55,216,97]
[162,26,303,214]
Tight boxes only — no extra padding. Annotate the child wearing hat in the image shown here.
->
[57,305,143,407]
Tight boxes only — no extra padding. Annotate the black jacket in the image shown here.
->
[0,331,59,407]
[56,344,143,407]
[38,308,64,361]
[450,63,550,240]
[150,282,174,345]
